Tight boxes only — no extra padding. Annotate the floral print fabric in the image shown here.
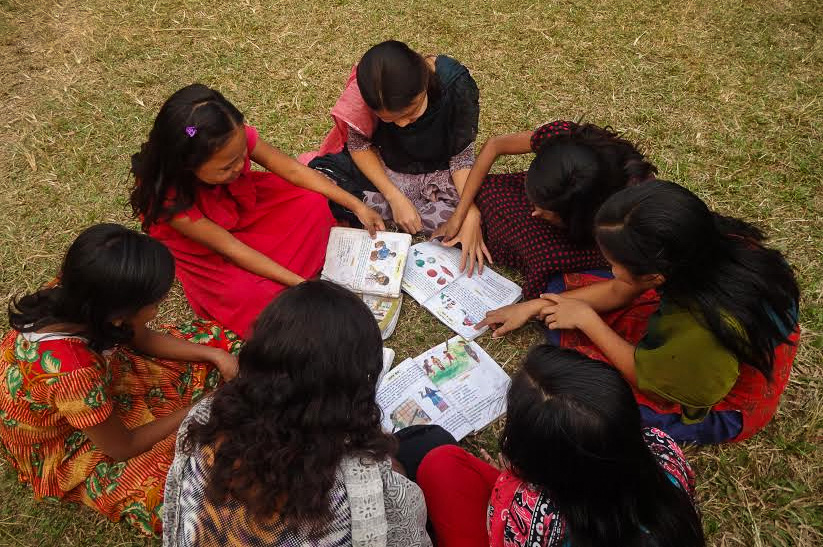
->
[0,320,239,536]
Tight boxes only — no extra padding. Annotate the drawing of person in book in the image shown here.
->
[420,386,449,412]
[459,340,480,362]
[367,266,390,285]
[390,399,432,431]
[370,240,397,261]
[444,349,455,367]
[461,310,479,326]
[423,359,435,376]
[431,356,446,371]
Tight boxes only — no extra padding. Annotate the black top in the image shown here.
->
[370,56,479,174]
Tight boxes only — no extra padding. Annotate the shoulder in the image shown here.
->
[11,332,102,375]
[489,471,565,545]
[434,55,475,87]
[642,427,696,496]
[243,124,259,154]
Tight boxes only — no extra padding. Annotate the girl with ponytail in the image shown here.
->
[479,180,800,443]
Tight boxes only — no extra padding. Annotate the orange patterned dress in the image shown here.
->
[0,320,240,536]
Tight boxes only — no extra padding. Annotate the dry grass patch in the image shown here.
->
[0,0,820,545]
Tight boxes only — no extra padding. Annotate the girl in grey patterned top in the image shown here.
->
[163,280,431,546]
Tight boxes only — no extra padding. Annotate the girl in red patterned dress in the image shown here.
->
[432,121,657,292]
[0,224,239,535]
[480,182,800,444]
[417,346,705,547]
[130,84,385,337]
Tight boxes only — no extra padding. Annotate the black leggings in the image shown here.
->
[394,425,457,482]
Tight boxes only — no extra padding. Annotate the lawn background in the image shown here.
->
[0,0,820,545]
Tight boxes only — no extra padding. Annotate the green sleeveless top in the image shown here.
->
[635,299,740,423]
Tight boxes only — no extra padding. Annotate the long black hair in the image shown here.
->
[8,223,175,351]
[595,180,799,378]
[356,40,441,112]
[501,345,705,547]
[526,123,657,245]
[129,83,244,228]
[184,280,395,528]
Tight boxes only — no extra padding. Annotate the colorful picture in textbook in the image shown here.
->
[402,242,523,340]
[425,339,479,387]
[321,228,411,297]
[389,398,432,430]
[370,239,398,262]
[376,337,510,442]
[367,265,391,287]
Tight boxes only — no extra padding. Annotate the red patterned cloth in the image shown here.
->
[417,428,694,547]
[556,272,799,442]
[0,321,239,536]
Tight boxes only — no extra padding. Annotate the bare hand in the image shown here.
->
[475,301,540,337]
[209,349,239,380]
[388,194,423,234]
[430,213,462,242]
[539,293,597,330]
[438,209,492,277]
[355,204,386,237]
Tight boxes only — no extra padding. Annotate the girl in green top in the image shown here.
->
[479,180,800,443]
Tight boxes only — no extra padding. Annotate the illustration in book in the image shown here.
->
[402,242,522,339]
[390,398,432,430]
[321,228,411,298]
[377,336,510,441]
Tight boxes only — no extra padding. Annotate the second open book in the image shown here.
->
[376,336,510,442]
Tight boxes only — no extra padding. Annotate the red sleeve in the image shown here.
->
[530,120,577,153]
[245,124,259,155]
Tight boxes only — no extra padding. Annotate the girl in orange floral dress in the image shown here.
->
[0,224,240,536]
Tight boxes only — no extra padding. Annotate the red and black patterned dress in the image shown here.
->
[475,121,608,299]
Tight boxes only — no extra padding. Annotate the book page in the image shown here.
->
[423,269,523,340]
[322,228,411,297]
[415,337,510,431]
[376,358,474,441]
[377,347,395,387]
[401,241,463,303]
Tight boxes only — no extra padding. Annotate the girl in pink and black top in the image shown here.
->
[130,84,384,337]
[433,121,657,291]
[306,40,480,238]
[417,345,705,547]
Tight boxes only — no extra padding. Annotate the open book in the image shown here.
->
[321,228,412,298]
[402,242,523,340]
[376,336,510,442]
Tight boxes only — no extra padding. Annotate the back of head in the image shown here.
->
[9,223,174,350]
[595,180,799,377]
[129,84,244,227]
[502,345,647,500]
[185,280,394,528]
[501,345,704,547]
[356,40,434,112]
[526,124,657,245]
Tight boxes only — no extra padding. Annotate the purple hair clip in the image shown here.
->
[185,126,197,137]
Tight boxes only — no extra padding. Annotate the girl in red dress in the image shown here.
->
[130,84,384,336]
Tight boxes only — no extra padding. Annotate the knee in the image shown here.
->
[417,444,468,491]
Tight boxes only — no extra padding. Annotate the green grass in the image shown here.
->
[0,0,821,545]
